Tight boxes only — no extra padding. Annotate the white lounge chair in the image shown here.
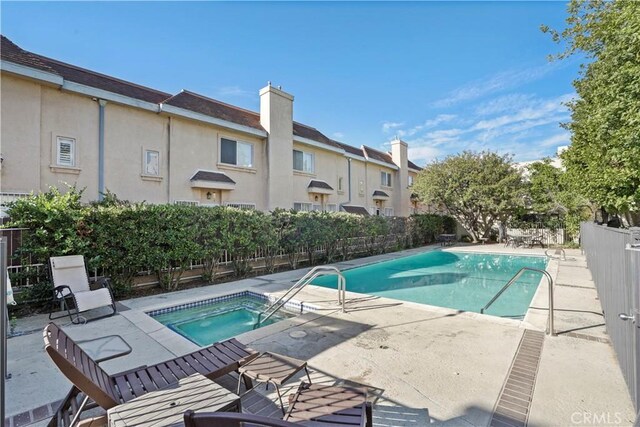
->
[49,255,116,323]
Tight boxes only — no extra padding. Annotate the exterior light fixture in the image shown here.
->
[206,191,212,200]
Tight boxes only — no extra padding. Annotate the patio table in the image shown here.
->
[76,335,132,363]
[108,373,241,427]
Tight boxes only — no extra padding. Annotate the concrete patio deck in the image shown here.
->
[4,244,635,426]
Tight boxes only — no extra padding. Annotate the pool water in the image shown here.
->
[313,251,547,318]
[151,294,296,346]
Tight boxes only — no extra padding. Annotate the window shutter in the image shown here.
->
[57,137,75,166]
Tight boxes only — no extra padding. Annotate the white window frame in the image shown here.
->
[326,204,338,212]
[293,149,315,173]
[224,202,256,210]
[293,202,313,212]
[381,171,392,187]
[143,149,160,176]
[220,137,254,168]
[384,207,394,217]
[56,137,76,167]
[408,175,414,187]
[337,177,344,192]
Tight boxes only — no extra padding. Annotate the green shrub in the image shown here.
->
[6,189,456,300]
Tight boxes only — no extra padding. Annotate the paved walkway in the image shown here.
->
[4,245,635,426]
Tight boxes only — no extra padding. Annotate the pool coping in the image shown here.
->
[119,243,557,356]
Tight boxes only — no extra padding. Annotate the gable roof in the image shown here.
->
[293,123,342,149]
[39,56,171,104]
[163,90,264,131]
[408,160,422,171]
[332,140,365,157]
[308,180,334,191]
[1,36,58,74]
[362,145,395,165]
[341,205,370,216]
[2,35,423,169]
[190,170,236,184]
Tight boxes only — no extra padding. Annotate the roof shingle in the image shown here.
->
[190,170,235,184]
[308,180,334,191]
[1,36,58,74]
[164,91,264,131]
[341,205,370,216]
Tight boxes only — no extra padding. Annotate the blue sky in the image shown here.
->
[2,1,579,165]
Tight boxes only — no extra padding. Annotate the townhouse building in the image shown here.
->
[0,36,423,216]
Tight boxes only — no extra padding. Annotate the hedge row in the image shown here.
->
[6,188,455,299]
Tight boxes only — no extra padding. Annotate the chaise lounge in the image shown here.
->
[48,255,117,324]
[185,382,372,427]
[43,322,258,426]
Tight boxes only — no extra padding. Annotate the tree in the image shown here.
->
[526,159,593,237]
[413,151,524,242]
[542,0,640,225]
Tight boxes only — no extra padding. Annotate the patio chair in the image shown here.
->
[185,382,372,427]
[49,255,116,323]
[43,322,259,427]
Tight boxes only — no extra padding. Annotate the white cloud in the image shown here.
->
[332,132,345,139]
[539,133,571,147]
[401,114,458,137]
[217,86,253,98]
[431,63,561,108]
[382,121,404,133]
[407,146,441,164]
[392,92,575,164]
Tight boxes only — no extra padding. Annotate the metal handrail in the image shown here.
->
[545,248,566,261]
[480,267,555,336]
[254,266,346,329]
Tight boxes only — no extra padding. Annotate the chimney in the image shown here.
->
[391,138,410,217]
[260,83,295,210]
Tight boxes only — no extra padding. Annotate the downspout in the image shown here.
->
[98,99,107,201]
[339,158,352,211]
[167,116,171,203]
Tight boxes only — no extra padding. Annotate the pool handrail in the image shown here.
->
[545,248,566,261]
[255,266,346,329]
[480,267,555,336]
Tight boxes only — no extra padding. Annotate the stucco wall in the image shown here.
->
[1,74,42,194]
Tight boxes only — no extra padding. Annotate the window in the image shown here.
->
[384,207,394,217]
[293,202,312,212]
[408,175,414,187]
[174,200,199,206]
[338,177,344,192]
[56,137,76,167]
[293,150,314,173]
[144,150,160,176]
[225,202,256,210]
[381,171,392,187]
[326,204,338,212]
[220,138,253,167]
[312,204,322,211]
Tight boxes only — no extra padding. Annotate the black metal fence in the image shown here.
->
[581,222,640,410]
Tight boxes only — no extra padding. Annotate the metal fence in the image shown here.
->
[507,222,567,246]
[580,222,640,410]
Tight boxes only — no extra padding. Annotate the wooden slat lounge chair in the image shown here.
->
[43,322,258,427]
[184,382,372,427]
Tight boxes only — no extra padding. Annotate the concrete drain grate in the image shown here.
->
[489,329,545,427]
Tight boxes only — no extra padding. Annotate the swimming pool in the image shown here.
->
[313,251,547,318]
[149,291,301,346]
